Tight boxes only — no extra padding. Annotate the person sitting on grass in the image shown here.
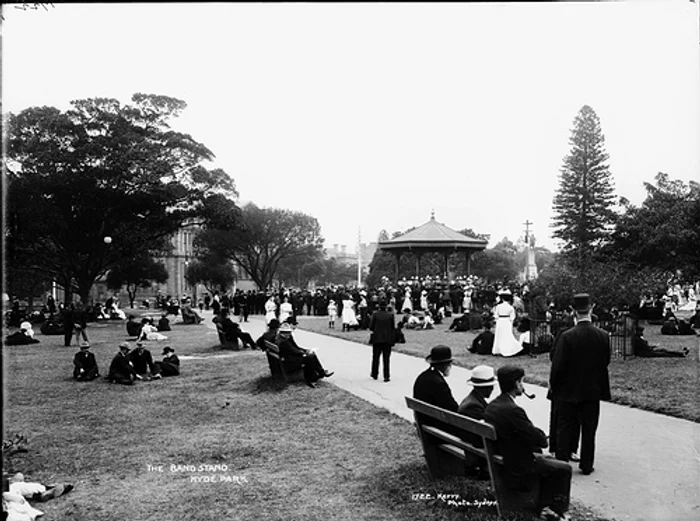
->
[129,341,161,379]
[276,322,333,388]
[631,327,689,358]
[484,365,572,521]
[4,324,40,346]
[138,317,168,341]
[106,342,140,385]
[153,346,180,377]
[40,314,64,336]
[469,321,494,355]
[393,321,406,344]
[181,298,203,324]
[448,313,470,332]
[126,315,142,337]
[6,472,74,502]
[256,318,281,351]
[73,343,99,381]
[157,313,171,332]
[676,319,694,336]
[660,317,679,335]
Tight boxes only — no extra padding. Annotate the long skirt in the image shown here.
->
[492,317,523,357]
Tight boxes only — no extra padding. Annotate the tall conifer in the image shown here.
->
[551,105,616,271]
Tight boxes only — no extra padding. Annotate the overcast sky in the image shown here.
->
[3,2,699,252]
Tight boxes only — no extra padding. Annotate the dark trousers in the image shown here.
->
[532,454,572,516]
[549,398,580,456]
[302,354,326,383]
[73,366,99,381]
[371,343,392,380]
[154,361,179,377]
[63,325,74,346]
[556,400,600,471]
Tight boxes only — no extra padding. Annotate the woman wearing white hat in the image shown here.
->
[491,289,523,357]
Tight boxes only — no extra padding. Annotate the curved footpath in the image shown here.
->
[211,315,699,521]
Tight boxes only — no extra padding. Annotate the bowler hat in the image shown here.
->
[572,293,592,312]
[162,346,174,354]
[426,345,453,364]
[119,342,130,351]
[468,365,495,387]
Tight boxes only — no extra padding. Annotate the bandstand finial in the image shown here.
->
[431,209,435,220]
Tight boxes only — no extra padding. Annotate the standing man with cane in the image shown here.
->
[550,293,610,475]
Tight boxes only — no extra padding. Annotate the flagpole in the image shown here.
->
[357,227,362,287]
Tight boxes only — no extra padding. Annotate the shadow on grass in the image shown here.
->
[358,461,539,521]
[249,375,293,394]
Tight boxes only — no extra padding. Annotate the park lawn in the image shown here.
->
[2,315,608,521]
[294,315,700,423]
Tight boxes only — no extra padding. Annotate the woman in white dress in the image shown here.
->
[279,297,293,324]
[462,286,473,314]
[420,290,429,311]
[491,290,523,357]
[401,287,413,313]
[341,295,358,331]
[138,318,168,341]
[264,296,277,325]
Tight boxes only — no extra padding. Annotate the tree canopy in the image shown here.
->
[5,94,239,303]
[194,203,324,290]
[551,105,616,271]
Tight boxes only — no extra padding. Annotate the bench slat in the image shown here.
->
[405,397,497,440]
[422,426,504,464]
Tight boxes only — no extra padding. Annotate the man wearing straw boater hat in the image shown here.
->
[550,293,610,476]
[458,365,496,479]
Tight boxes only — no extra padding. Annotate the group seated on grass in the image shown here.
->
[4,321,40,346]
[71,341,180,385]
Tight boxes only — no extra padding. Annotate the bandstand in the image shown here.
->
[378,212,488,282]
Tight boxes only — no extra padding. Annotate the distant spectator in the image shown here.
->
[73,344,99,381]
[153,346,180,377]
[138,318,168,341]
[107,342,140,385]
[393,322,406,344]
[126,315,142,337]
[72,302,90,347]
[632,327,688,358]
[157,313,171,332]
[469,321,494,355]
[129,342,160,378]
[676,319,694,336]
[660,318,679,335]
[5,324,40,346]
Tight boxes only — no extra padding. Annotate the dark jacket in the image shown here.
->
[550,321,611,403]
[470,330,494,354]
[369,308,395,345]
[277,335,308,370]
[484,393,548,488]
[73,350,98,372]
[413,367,459,435]
[128,348,156,375]
[458,390,489,448]
[108,352,137,380]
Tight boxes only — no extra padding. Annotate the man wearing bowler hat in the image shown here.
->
[106,342,140,385]
[369,299,395,382]
[413,345,459,434]
[550,293,610,476]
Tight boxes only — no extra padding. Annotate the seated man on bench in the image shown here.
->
[484,365,572,521]
[277,323,333,388]
[220,310,257,349]
[457,364,496,479]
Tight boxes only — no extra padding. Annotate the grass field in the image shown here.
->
[295,314,700,423]
[3,313,608,521]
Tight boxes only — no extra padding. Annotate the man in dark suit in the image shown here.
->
[73,344,99,381]
[485,365,572,521]
[369,299,395,382]
[413,345,459,434]
[457,365,496,479]
[153,346,180,377]
[469,321,495,354]
[277,323,333,388]
[107,342,140,385]
[550,293,611,476]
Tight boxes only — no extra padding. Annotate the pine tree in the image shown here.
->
[551,105,616,272]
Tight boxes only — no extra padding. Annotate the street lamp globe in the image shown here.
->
[103,236,112,244]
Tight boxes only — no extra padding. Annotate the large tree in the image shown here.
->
[184,252,237,294]
[551,105,616,272]
[195,204,324,290]
[5,94,239,303]
[607,172,700,281]
[106,254,169,308]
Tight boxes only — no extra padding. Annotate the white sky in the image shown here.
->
[3,2,699,252]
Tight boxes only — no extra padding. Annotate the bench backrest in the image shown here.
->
[405,396,508,517]
[264,340,280,358]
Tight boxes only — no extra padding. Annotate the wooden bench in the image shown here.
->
[405,396,539,518]
[264,340,304,383]
[215,322,241,350]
